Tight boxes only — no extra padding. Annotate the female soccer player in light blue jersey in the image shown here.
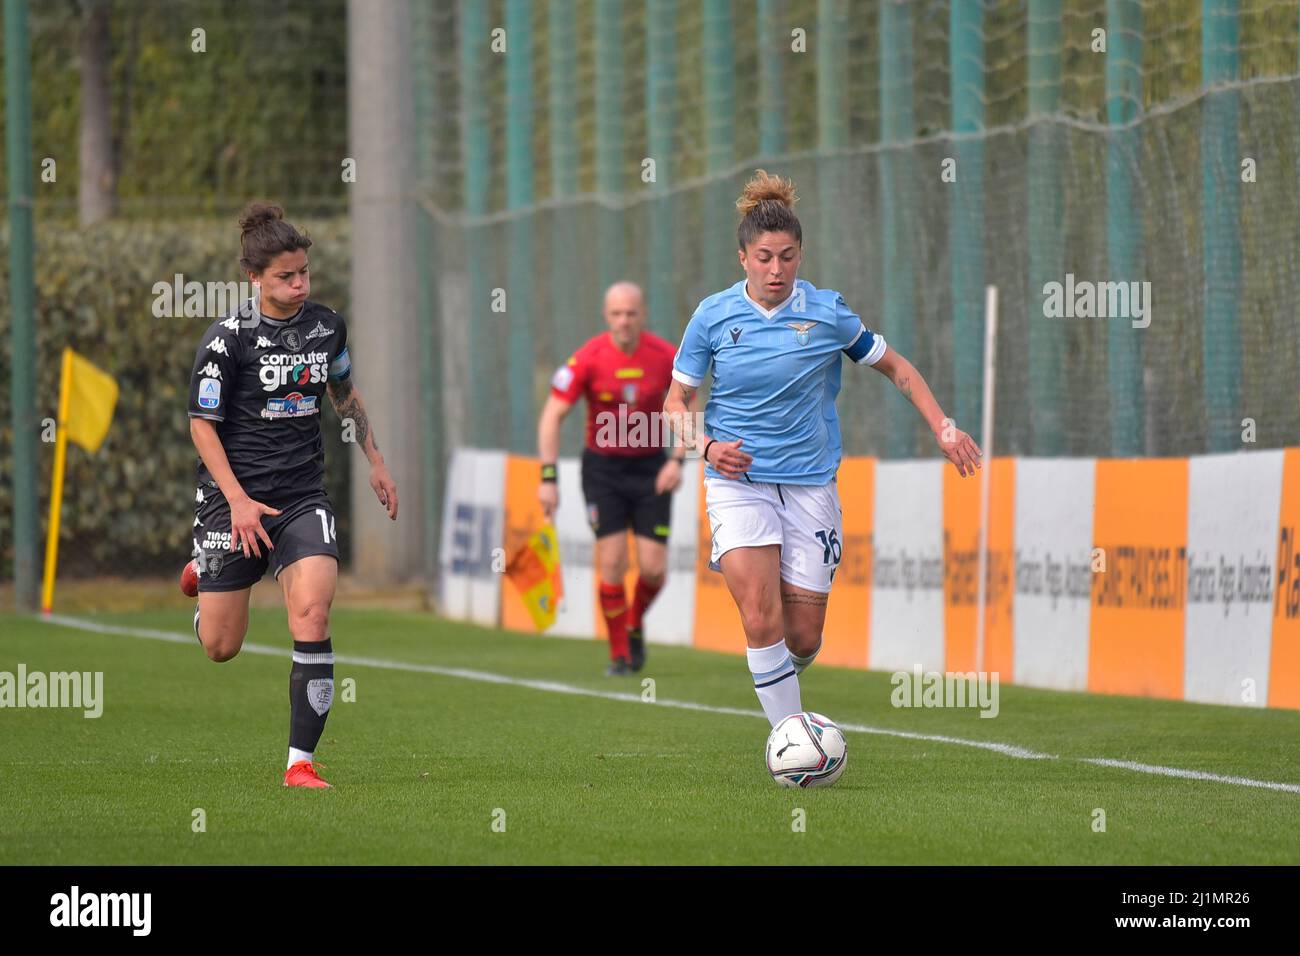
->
[663,170,982,728]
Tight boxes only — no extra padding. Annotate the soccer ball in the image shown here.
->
[764,712,847,788]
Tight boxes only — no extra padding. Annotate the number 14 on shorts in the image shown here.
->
[316,508,337,543]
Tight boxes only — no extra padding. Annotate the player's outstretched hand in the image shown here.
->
[655,457,683,495]
[538,481,559,520]
[371,461,399,520]
[936,425,983,477]
[707,438,752,479]
[229,495,281,558]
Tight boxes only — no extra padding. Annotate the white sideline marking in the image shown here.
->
[39,614,1300,794]
[1080,758,1300,795]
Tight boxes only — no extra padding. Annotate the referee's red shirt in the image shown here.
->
[549,331,677,457]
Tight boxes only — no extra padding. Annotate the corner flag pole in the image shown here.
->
[40,348,73,615]
[975,286,998,675]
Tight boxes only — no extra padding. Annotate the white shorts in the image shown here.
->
[704,476,843,593]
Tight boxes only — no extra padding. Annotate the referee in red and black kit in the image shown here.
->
[537,282,684,676]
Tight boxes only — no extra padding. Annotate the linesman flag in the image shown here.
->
[42,349,120,613]
[504,523,565,632]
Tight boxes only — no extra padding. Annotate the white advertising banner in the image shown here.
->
[439,448,507,627]
[869,461,945,672]
[1183,450,1283,707]
[1012,458,1096,691]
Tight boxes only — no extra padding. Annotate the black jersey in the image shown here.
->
[187,298,351,505]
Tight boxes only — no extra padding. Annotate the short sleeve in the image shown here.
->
[672,308,713,387]
[549,351,587,403]
[836,294,887,366]
[328,314,352,382]
[187,319,243,421]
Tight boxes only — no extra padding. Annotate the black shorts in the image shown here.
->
[192,484,339,592]
[580,449,672,542]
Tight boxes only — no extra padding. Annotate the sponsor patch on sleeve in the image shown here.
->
[551,365,574,392]
[198,377,222,408]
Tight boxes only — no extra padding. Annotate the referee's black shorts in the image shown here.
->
[580,448,672,542]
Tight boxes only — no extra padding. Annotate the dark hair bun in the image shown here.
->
[237,201,312,274]
[239,202,285,235]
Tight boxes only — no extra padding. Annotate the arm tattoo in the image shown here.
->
[667,383,699,447]
[894,372,913,402]
[328,379,380,453]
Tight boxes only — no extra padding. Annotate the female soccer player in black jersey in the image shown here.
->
[183,203,397,788]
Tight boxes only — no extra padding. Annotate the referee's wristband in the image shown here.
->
[540,463,558,483]
[702,439,717,465]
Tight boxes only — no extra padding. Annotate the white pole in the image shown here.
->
[975,285,998,676]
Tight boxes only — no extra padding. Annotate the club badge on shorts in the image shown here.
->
[205,553,224,578]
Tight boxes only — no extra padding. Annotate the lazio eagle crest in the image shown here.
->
[786,321,815,346]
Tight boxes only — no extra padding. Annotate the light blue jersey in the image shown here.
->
[672,278,887,485]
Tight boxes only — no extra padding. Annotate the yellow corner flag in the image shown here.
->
[64,349,120,453]
[504,523,565,632]
[42,349,119,613]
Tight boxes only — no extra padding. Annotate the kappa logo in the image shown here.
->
[200,362,221,379]
[255,336,275,349]
[730,326,743,344]
[786,321,815,346]
[220,316,241,331]
[305,321,333,341]
[205,336,229,356]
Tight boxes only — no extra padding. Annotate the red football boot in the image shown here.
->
[284,760,332,789]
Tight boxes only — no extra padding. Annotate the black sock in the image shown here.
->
[289,638,334,757]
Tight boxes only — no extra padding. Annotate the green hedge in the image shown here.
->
[0,216,352,578]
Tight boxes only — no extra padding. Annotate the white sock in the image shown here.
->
[287,747,313,769]
[789,639,822,675]
[747,641,802,728]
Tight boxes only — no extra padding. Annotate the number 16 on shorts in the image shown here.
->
[814,529,841,565]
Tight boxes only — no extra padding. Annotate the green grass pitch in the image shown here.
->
[2,608,1298,865]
